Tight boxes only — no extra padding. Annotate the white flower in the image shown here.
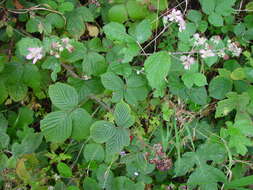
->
[51,42,61,49]
[120,151,126,156]
[134,172,139,176]
[54,53,60,58]
[217,49,225,57]
[193,33,207,46]
[53,174,60,181]
[26,47,43,64]
[180,55,195,70]
[163,9,186,32]
[178,19,186,32]
[136,68,144,75]
[48,186,54,190]
[61,37,70,44]
[227,40,242,57]
[211,35,221,44]
[167,9,183,22]
[82,75,91,80]
[61,38,74,52]
[199,49,216,58]
[65,44,74,52]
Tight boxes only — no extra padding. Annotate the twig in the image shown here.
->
[61,63,86,81]
[88,95,112,112]
[183,0,189,15]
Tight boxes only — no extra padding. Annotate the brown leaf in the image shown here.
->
[14,0,24,9]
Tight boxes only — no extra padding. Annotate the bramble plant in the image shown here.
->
[1,0,253,190]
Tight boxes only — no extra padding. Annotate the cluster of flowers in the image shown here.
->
[50,38,74,58]
[163,9,242,70]
[180,33,242,70]
[26,38,73,64]
[163,9,186,32]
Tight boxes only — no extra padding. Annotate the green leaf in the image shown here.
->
[45,13,65,29]
[61,41,87,63]
[150,0,168,11]
[108,4,128,23]
[23,64,41,90]
[83,143,105,162]
[188,164,226,190]
[57,162,72,178]
[187,87,208,105]
[126,1,149,20]
[125,73,149,105]
[90,121,116,143]
[199,0,216,15]
[114,101,134,128]
[96,164,114,189]
[16,37,42,57]
[182,73,207,88]
[67,13,85,39]
[49,83,79,110]
[223,124,253,155]
[106,127,130,155]
[208,76,233,100]
[112,176,136,190]
[82,52,107,76]
[103,22,133,43]
[0,132,9,149]
[70,108,92,140]
[83,177,100,190]
[246,2,253,11]
[101,72,124,91]
[174,152,196,176]
[7,83,28,102]
[208,13,224,27]
[144,51,171,97]
[42,56,61,82]
[76,7,94,22]
[40,111,72,142]
[26,17,51,34]
[231,68,245,80]
[194,73,207,86]
[187,10,202,23]
[215,92,250,118]
[0,82,8,104]
[12,132,43,157]
[215,0,236,16]
[58,2,74,13]
[224,175,253,189]
[132,19,152,43]
[119,42,140,63]
[15,107,34,128]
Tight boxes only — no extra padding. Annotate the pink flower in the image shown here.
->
[180,55,195,70]
[167,9,183,22]
[163,9,186,32]
[199,49,216,58]
[193,33,207,46]
[26,47,43,64]
[227,39,242,57]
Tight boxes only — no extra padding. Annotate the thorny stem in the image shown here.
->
[0,4,66,24]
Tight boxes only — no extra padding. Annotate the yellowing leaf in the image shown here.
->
[231,68,245,80]
[16,158,31,182]
[87,24,99,37]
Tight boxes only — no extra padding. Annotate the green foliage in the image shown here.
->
[144,51,171,97]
